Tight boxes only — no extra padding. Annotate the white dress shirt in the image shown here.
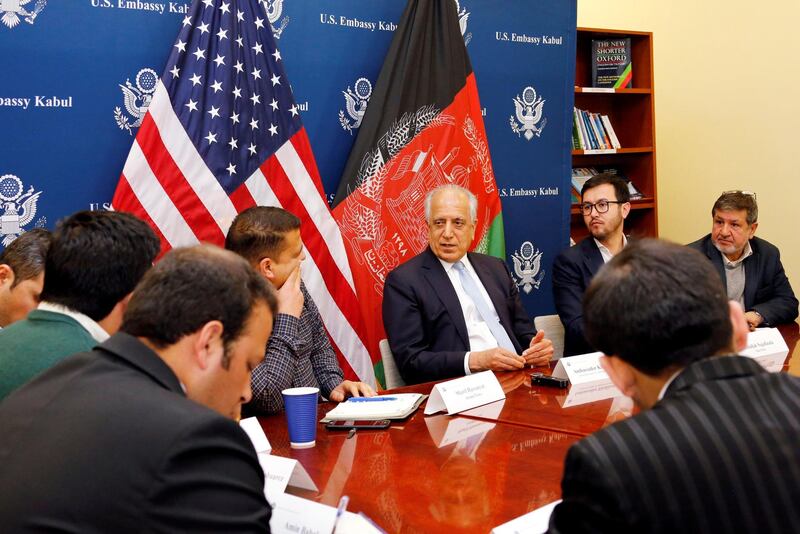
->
[438,256,505,375]
[594,234,628,264]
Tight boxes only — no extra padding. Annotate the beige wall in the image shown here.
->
[578,0,800,298]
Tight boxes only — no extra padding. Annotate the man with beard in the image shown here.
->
[689,190,797,329]
[552,173,630,356]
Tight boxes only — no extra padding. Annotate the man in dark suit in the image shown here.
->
[689,190,797,329]
[548,239,800,533]
[553,173,630,356]
[383,184,553,384]
[0,246,277,532]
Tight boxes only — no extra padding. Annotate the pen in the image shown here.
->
[336,495,349,518]
[347,396,397,402]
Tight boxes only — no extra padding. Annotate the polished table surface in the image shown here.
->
[258,321,800,532]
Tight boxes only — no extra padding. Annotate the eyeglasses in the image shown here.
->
[580,199,625,216]
[722,190,757,200]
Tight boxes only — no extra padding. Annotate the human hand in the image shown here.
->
[468,347,525,372]
[329,380,377,402]
[276,265,304,317]
[521,330,554,367]
[744,311,763,331]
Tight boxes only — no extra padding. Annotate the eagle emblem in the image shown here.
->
[114,68,157,136]
[510,86,547,141]
[1,0,46,29]
[511,241,545,293]
[0,174,45,247]
[338,77,372,135]
[262,0,289,39]
[454,0,471,46]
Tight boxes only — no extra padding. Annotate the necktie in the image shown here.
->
[453,261,517,352]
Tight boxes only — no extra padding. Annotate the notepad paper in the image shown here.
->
[323,393,425,421]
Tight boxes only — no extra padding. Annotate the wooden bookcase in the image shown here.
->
[571,28,657,241]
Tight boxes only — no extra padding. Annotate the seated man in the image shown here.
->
[0,211,159,401]
[689,190,798,329]
[383,184,553,384]
[549,239,800,533]
[0,228,51,328]
[225,206,374,414]
[552,172,630,356]
[0,246,275,531]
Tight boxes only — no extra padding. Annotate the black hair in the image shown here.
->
[224,206,301,265]
[0,228,51,287]
[40,210,160,321]
[583,239,733,375]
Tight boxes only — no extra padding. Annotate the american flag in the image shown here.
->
[112,0,376,386]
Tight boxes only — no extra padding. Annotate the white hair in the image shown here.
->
[424,184,477,223]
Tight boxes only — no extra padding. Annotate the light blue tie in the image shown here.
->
[453,261,517,352]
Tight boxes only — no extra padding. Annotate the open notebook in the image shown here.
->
[321,393,426,422]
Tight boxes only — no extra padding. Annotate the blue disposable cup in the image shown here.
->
[281,387,319,448]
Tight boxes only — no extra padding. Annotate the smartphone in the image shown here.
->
[531,372,569,389]
[326,419,391,430]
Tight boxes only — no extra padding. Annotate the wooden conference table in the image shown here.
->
[256,322,800,533]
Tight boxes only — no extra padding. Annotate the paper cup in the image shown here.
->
[281,387,319,448]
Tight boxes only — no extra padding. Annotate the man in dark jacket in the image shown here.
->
[689,190,797,329]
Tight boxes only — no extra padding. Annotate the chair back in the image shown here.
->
[379,339,406,389]
[533,315,565,360]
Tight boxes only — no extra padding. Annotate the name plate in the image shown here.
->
[492,499,561,534]
[552,351,608,385]
[423,371,505,415]
[741,328,789,372]
[424,414,496,448]
[258,453,318,506]
[239,416,272,453]
[270,493,337,534]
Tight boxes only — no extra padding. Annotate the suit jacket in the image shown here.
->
[548,356,800,534]
[383,247,536,384]
[0,333,270,533]
[552,237,604,356]
[0,309,97,401]
[689,234,798,324]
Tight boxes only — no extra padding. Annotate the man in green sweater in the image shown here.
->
[0,228,51,328]
[0,210,159,401]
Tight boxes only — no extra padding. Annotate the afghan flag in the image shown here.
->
[331,0,504,386]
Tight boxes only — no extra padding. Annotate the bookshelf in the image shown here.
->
[571,28,657,241]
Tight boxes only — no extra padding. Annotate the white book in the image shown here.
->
[322,393,426,421]
[601,114,622,149]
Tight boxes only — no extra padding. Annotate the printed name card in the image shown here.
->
[492,499,561,534]
[270,493,337,534]
[258,453,318,506]
[423,371,505,415]
[551,351,608,385]
[741,328,789,372]
[239,416,271,453]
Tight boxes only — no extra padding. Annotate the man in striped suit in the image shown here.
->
[549,239,800,533]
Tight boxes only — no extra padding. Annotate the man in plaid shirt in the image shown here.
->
[225,207,375,414]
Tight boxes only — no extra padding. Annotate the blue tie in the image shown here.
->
[453,261,517,353]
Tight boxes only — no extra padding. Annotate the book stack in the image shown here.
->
[572,108,621,150]
[571,167,643,201]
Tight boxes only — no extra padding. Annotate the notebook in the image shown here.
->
[321,393,426,422]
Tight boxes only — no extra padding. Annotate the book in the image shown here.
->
[321,393,426,421]
[592,38,632,88]
[600,115,621,149]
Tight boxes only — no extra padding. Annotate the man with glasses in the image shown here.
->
[553,173,631,356]
[689,191,797,329]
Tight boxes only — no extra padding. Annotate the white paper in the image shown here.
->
[557,380,623,408]
[552,352,608,385]
[258,453,318,506]
[492,499,561,534]
[239,417,271,453]
[580,87,615,93]
[270,493,337,534]
[582,148,616,154]
[334,511,385,534]
[741,328,789,372]
[423,371,505,415]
